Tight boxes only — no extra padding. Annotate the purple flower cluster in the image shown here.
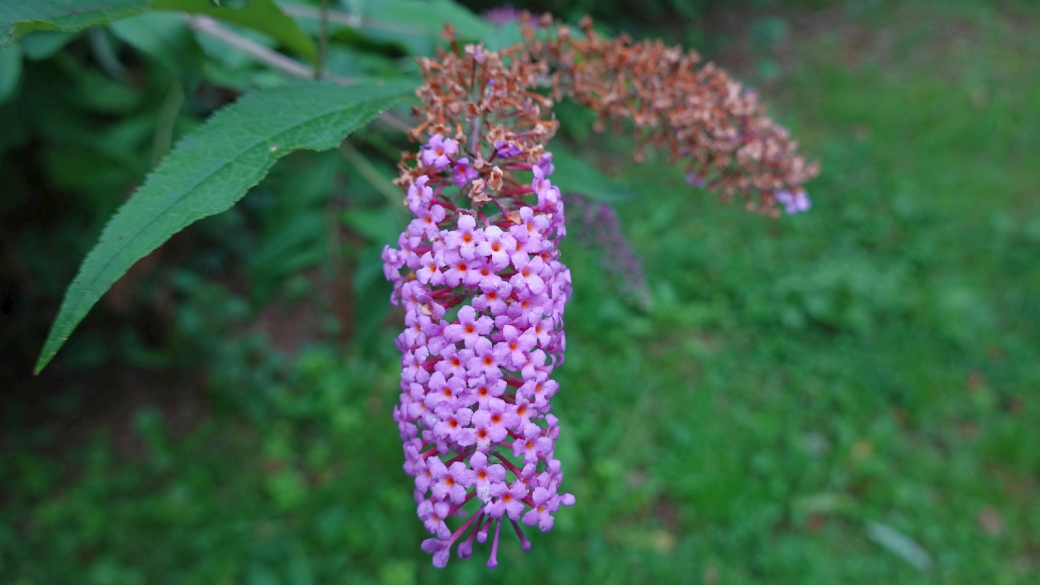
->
[564,193,653,310]
[382,134,575,568]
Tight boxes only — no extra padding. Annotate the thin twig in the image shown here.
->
[283,3,361,27]
[188,15,315,79]
[340,140,403,207]
[281,4,424,35]
[186,15,413,132]
[377,111,412,133]
[152,81,184,165]
[89,28,128,80]
[315,0,329,80]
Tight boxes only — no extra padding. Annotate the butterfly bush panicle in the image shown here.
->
[382,15,818,569]
[382,38,574,568]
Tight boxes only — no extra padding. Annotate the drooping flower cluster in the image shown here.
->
[382,41,575,568]
[382,14,819,569]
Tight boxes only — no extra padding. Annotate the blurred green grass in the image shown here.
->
[3,1,1040,583]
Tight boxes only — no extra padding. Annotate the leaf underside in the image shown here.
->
[34,79,417,374]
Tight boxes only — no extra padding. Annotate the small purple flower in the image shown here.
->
[519,348,547,381]
[401,347,431,384]
[486,397,519,433]
[472,408,508,450]
[506,292,548,323]
[444,306,494,349]
[472,282,511,315]
[685,170,707,188]
[421,538,452,569]
[433,407,472,443]
[486,480,528,521]
[493,324,538,368]
[419,498,452,539]
[434,345,473,380]
[452,157,479,187]
[444,214,483,259]
[522,487,559,532]
[471,376,506,410]
[512,207,549,242]
[469,451,506,502]
[537,153,555,176]
[473,261,504,292]
[511,395,535,428]
[405,176,434,213]
[421,134,459,169]
[532,166,562,210]
[432,460,475,504]
[512,422,553,465]
[526,313,554,346]
[416,251,445,286]
[476,226,515,270]
[465,44,485,64]
[409,204,446,239]
[494,140,522,158]
[466,336,502,378]
[425,371,463,409]
[405,383,431,422]
[482,4,539,26]
[775,189,812,214]
[510,254,547,295]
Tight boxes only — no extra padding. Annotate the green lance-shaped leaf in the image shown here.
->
[34,79,417,374]
[0,0,148,48]
[0,0,317,62]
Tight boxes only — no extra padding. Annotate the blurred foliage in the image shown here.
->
[460,0,833,50]
[2,0,1040,583]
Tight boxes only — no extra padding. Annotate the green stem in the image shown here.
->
[88,28,127,80]
[340,141,402,208]
[315,0,329,80]
[280,4,423,35]
[187,14,410,133]
[152,81,184,166]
